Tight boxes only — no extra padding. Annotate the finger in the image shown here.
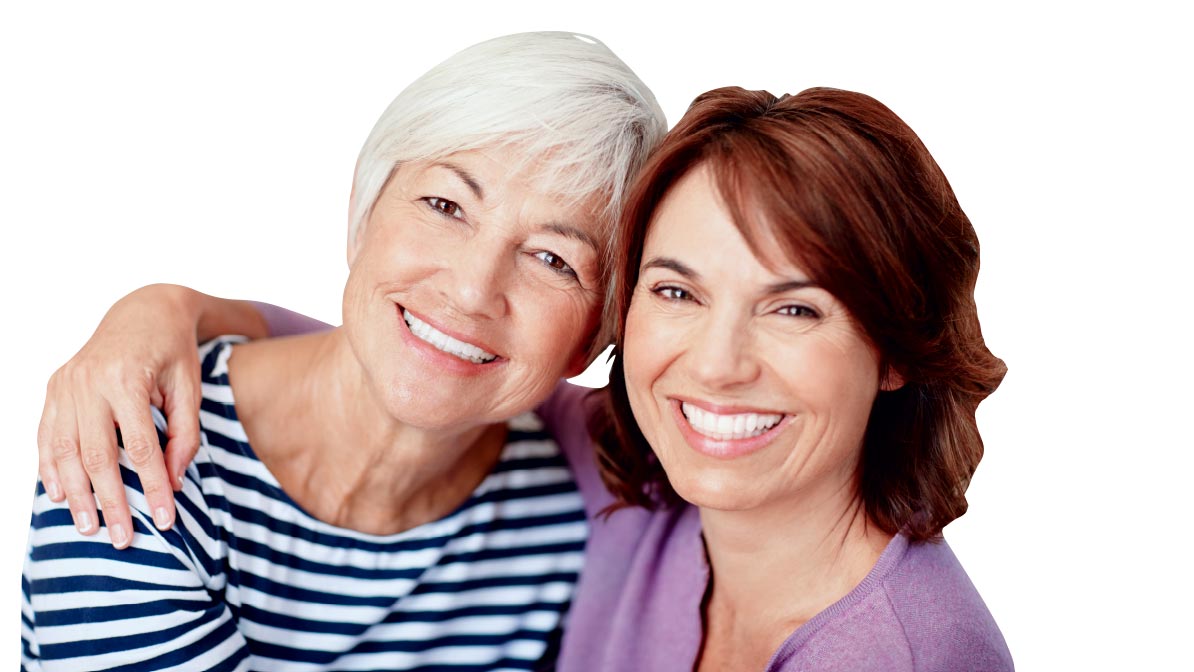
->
[111,396,174,532]
[76,393,134,550]
[162,361,202,491]
[37,385,65,502]
[46,391,100,536]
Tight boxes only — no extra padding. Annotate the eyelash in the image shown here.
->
[654,285,692,302]
[423,197,463,219]
[532,250,577,278]
[777,304,820,319]
[651,285,820,318]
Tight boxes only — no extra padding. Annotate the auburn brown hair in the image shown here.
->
[591,87,1006,541]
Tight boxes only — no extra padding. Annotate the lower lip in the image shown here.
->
[670,400,791,459]
[395,304,502,377]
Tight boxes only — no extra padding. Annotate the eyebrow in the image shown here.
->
[433,161,484,199]
[540,222,599,252]
[642,256,699,279]
[641,256,820,294]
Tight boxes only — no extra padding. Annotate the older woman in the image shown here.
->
[22,31,665,670]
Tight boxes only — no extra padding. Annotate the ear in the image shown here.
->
[880,365,906,392]
[563,351,593,380]
[562,319,611,379]
[562,338,603,380]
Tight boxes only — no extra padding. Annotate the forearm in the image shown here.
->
[249,300,335,337]
[114,283,270,343]
[195,292,271,341]
[136,284,332,341]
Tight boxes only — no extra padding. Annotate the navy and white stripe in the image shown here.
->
[23,337,588,671]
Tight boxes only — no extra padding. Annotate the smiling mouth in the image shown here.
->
[402,309,498,364]
[680,401,785,441]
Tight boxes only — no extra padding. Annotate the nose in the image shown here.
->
[683,311,761,389]
[439,236,511,320]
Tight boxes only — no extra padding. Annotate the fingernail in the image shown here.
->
[111,524,129,548]
[46,481,62,501]
[153,507,172,530]
[75,511,94,533]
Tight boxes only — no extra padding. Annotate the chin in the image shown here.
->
[666,467,767,512]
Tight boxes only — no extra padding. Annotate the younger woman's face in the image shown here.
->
[623,164,895,512]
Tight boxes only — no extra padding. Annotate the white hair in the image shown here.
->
[349,31,666,249]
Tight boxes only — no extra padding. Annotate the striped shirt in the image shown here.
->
[22,337,589,671]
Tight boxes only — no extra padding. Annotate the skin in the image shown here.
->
[622,165,899,669]
[340,149,602,431]
[238,147,602,532]
[38,287,269,542]
[40,145,607,542]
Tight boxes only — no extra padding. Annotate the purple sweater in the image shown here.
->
[258,304,1013,671]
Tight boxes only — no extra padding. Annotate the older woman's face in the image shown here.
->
[342,146,603,430]
[624,165,895,512]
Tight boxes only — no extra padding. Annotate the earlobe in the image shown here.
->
[880,366,906,392]
[563,328,611,379]
[563,344,596,379]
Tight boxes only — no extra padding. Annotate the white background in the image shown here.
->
[2,2,1190,669]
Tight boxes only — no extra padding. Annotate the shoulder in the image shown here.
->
[536,380,600,435]
[882,538,1014,671]
[558,503,707,672]
[198,334,246,380]
[769,535,1012,672]
[75,337,254,568]
[536,381,614,515]
[24,447,244,667]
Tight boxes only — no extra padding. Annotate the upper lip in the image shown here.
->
[400,305,502,357]
[672,397,787,416]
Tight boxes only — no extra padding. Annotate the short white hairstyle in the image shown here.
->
[349,32,666,249]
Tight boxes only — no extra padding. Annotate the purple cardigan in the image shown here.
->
[539,383,1013,672]
[257,304,1013,671]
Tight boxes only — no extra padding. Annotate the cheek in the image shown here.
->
[519,286,599,371]
[624,295,687,381]
[622,298,665,434]
[340,258,372,332]
[622,298,651,383]
[781,336,881,420]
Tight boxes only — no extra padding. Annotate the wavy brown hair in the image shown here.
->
[590,86,1006,541]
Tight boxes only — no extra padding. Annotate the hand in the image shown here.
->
[37,284,206,547]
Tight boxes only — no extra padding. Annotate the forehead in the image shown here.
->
[645,165,812,282]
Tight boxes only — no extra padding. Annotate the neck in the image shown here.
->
[227,330,507,535]
[696,476,892,669]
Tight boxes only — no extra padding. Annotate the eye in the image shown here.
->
[422,197,463,219]
[533,250,577,277]
[776,304,820,319]
[652,285,693,302]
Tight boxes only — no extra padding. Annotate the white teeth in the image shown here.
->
[680,402,783,441]
[403,309,497,364]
